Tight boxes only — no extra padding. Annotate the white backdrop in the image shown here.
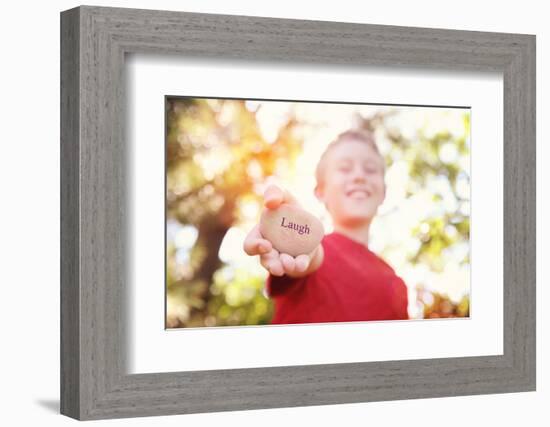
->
[0,0,546,426]
[128,56,503,373]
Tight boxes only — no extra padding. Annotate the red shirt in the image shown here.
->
[266,232,409,324]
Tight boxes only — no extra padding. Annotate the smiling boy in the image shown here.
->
[243,129,409,324]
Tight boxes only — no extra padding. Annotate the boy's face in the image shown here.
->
[316,139,386,228]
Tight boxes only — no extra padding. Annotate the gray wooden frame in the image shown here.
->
[60,5,536,421]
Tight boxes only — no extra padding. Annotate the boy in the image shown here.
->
[243,129,409,324]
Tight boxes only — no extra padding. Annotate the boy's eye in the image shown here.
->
[363,164,379,174]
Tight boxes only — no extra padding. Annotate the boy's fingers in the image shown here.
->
[264,184,300,210]
[295,254,310,273]
[243,224,272,255]
[264,185,284,209]
[255,240,272,255]
[260,249,284,276]
[279,253,296,274]
[267,259,285,277]
[260,249,279,269]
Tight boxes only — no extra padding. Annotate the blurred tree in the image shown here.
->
[166,99,302,328]
[355,111,470,314]
[416,284,470,318]
[355,112,470,272]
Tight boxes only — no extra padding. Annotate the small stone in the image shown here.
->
[259,204,324,257]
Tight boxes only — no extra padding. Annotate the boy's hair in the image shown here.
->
[315,129,385,188]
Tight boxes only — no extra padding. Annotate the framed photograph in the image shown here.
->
[60,5,536,420]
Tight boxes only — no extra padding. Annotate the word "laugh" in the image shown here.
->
[280,217,310,235]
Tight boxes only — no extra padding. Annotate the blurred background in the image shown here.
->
[166,97,471,328]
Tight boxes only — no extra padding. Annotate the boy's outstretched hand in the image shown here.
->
[243,185,324,278]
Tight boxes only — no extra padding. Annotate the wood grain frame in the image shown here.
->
[60,5,536,420]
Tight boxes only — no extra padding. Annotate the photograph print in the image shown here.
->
[165,97,471,329]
